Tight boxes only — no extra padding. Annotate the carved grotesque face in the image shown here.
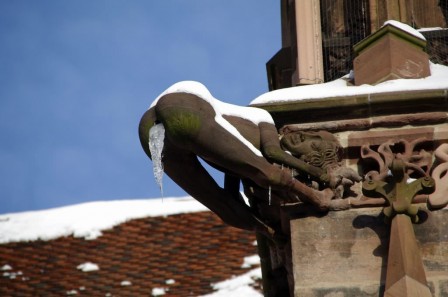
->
[281,131,342,169]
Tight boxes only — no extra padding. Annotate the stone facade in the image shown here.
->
[290,207,448,297]
[255,40,448,295]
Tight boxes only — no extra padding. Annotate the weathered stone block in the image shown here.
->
[290,208,448,296]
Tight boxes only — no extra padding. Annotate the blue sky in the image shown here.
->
[0,1,280,213]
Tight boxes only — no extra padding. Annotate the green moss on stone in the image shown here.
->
[164,111,202,143]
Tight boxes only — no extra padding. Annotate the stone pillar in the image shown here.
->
[294,0,324,85]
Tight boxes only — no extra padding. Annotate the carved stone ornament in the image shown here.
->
[360,138,448,297]
[361,138,448,212]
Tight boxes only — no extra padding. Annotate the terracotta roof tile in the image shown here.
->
[0,211,260,296]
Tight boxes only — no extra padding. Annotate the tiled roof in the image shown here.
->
[0,211,261,296]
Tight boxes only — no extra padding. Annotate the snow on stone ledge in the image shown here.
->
[250,62,448,105]
[0,196,207,244]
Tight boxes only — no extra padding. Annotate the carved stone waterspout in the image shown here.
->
[139,81,363,241]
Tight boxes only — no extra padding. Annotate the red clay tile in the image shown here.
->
[0,211,261,296]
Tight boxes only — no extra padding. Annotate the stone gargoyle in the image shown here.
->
[139,81,361,238]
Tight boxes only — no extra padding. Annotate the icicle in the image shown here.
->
[268,185,272,206]
[149,123,165,196]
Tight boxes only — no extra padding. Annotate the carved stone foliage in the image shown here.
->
[429,143,448,209]
[360,138,448,211]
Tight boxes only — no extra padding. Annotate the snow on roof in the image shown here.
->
[384,20,426,41]
[250,63,448,105]
[77,262,100,272]
[200,267,263,297]
[196,253,262,297]
[0,196,208,244]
